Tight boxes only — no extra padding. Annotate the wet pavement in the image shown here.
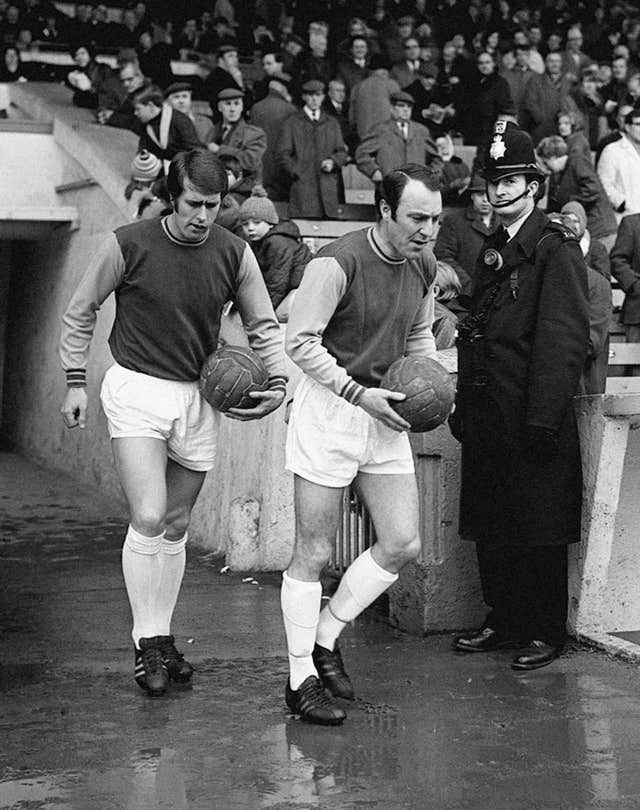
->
[2,451,640,810]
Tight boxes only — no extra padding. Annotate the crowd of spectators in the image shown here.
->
[6,0,640,361]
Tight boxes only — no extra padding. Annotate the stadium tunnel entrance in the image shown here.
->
[0,120,78,437]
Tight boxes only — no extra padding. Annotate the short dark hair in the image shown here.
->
[167,149,229,199]
[70,41,95,59]
[375,163,441,220]
[217,153,243,177]
[133,84,164,107]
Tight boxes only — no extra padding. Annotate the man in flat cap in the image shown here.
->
[202,44,247,117]
[278,80,348,218]
[205,87,267,198]
[164,82,213,144]
[355,89,438,183]
[451,121,590,671]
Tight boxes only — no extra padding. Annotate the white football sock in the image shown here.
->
[281,571,322,690]
[156,532,187,636]
[122,525,164,647]
[316,549,398,651]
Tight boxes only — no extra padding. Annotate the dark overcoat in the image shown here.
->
[456,207,590,547]
[278,111,348,218]
[434,205,499,294]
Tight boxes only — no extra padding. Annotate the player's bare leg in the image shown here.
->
[112,439,204,694]
[282,475,346,725]
[314,472,421,698]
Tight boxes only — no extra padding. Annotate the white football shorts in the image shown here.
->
[285,375,414,487]
[100,363,219,471]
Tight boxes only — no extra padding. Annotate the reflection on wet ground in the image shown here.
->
[2,451,640,809]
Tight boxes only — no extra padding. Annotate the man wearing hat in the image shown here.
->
[278,80,348,218]
[355,89,438,183]
[205,87,267,198]
[406,63,456,138]
[451,121,590,671]
[164,82,213,144]
[202,44,246,117]
[390,35,429,90]
[434,169,498,293]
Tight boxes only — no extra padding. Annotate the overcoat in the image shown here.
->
[455,208,590,547]
[434,204,498,292]
[278,111,348,218]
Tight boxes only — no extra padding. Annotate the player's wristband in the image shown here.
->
[268,375,287,394]
[65,369,86,387]
[340,379,365,406]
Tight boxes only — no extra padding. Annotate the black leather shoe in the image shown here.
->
[285,676,346,726]
[453,626,522,653]
[511,640,563,671]
[312,643,355,700]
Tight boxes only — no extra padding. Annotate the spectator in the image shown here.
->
[278,79,348,218]
[0,44,28,82]
[98,61,147,131]
[213,154,245,234]
[459,51,515,148]
[250,73,296,201]
[381,14,415,64]
[570,70,606,152]
[164,81,213,144]
[561,25,594,82]
[502,43,534,119]
[66,42,124,112]
[202,44,245,116]
[555,109,591,163]
[623,71,640,109]
[134,85,201,170]
[406,63,454,137]
[119,8,141,48]
[551,208,610,395]
[355,90,438,184]
[39,13,64,44]
[601,55,629,126]
[174,17,201,58]
[539,135,617,252]
[239,192,312,314]
[434,170,498,295]
[349,53,400,142]
[391,35,427,89]
[296,26,334,94]
[432,260,463,350]
[598,108,640,220]
[322,77,355,152]
[0,5,20,45]
[562,200,611,281]
[206,88,266,198]
[595,102,633,166]
[520,51,579,145]
[336,35,370,95]
[526,24,545,74]
[435,133,470,208]
[252,49,285,103]
[610,213,640,350]
[281,34,305,76]
[137,28,173,90]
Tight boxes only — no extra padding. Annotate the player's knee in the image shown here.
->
[164,506,190,539]
[130,505,166,537]
[295,532,333,571]
[387,532,421,565]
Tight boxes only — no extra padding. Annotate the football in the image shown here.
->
[200,345,269,412]
[380,355,455,432]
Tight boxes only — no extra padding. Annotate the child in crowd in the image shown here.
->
[433,260,464,349]
[239,193,312,319]
[214,154,244,236]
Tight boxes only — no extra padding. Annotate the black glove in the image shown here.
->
[523,426,559,462]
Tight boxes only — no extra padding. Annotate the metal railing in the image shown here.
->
[332,485,375,570]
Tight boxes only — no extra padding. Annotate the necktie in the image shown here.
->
[398,122,408,139]
[221,124,231,140]
[494,225,509,249]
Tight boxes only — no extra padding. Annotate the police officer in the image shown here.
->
[451,121,590,670]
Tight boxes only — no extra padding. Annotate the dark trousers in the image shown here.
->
[476,544,569,647]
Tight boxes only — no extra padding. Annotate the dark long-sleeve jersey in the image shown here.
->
[60,217,287,390]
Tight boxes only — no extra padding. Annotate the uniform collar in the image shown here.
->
[502,207,548,258]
